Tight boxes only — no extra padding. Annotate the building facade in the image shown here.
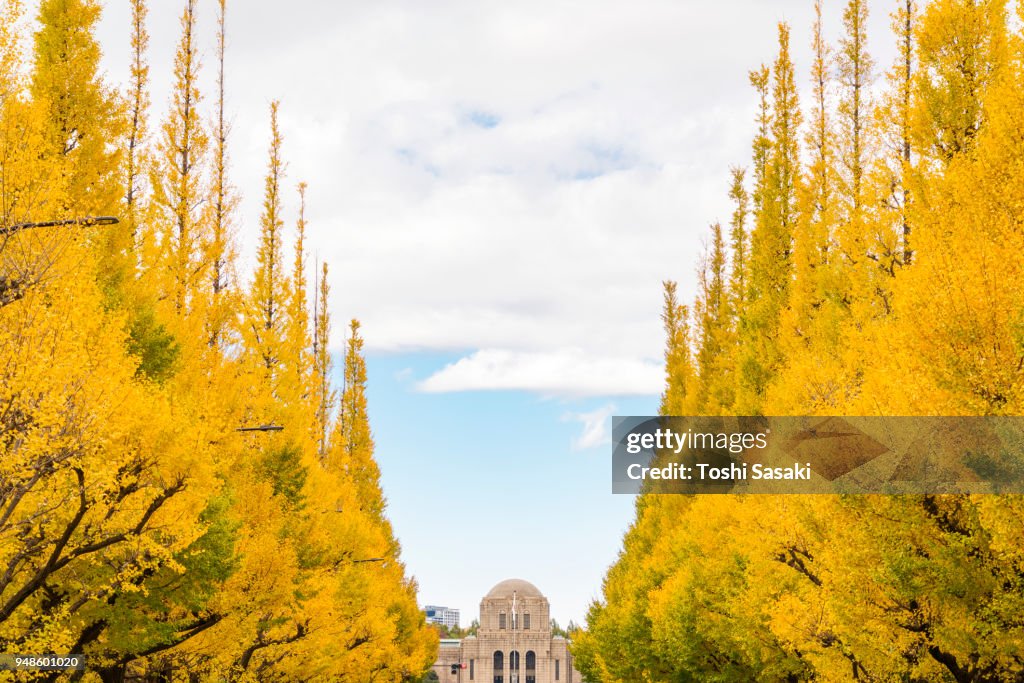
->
[431,579,583,682]
[425,605,461,630]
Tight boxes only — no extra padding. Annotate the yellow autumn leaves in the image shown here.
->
[577,0,1024,680]
[1,0,436,680]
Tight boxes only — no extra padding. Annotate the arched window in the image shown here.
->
[498,611,506,630]
[525,651,536,683]
[509,651,519,675]
[493,651,503,683]
[523,611,531,630]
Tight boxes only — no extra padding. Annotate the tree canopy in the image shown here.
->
[0,1,437,680]
[574,1,1024,680]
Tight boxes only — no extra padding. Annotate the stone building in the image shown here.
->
[430,579,583,682]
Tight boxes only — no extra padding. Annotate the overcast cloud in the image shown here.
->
[85,0,899,395]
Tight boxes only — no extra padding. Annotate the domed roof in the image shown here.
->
[485,578,543,599]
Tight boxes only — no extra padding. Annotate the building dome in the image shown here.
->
[485,578,543,599]
[431,578,581,681]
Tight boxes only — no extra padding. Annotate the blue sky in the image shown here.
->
[362,351,654,626]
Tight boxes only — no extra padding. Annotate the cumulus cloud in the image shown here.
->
[416,349,662,397]
[95,0,899,396]
[565,404,618,452]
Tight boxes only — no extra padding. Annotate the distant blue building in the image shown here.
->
[425,604,461,629]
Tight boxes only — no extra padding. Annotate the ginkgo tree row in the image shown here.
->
[575,0,1024,681]
[0,0,437,681]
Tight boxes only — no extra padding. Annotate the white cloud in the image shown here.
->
[565,404,618,452]
[93,0,900,396]
[416,349,662,397]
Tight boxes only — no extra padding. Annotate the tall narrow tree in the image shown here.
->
[151,0,208,315]
[836,0,873,220]
[695,222,730,412]
[766,22,802,243]
[206,0,238,348]
[727,167,750,313]
[748,66,771,218]
[659,280,692,416]
[805,0,833,266]
[793,0,834,328]
[124,0,149,260]
[312,262,335,463]
[740,23,801,411]
[833,0,878,315]
[893,0,915,265]
[336,319,385,521]
[284,182,311,404]
[246,101,288,381]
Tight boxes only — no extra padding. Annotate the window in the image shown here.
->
[493,651,504,683]
[525,651,536,683]
[523,612,530,630]
[469,659,474,680]
[555,659,560,681]
[498,612,506,630]
[509,651,519,683]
